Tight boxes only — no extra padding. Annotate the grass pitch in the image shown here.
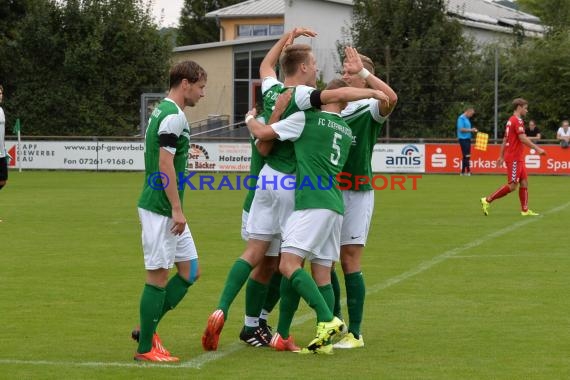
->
[0,171,569,379]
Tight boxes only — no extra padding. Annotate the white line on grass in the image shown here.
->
[2,201,569,370]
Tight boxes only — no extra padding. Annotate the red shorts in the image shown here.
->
[506,160,527,184]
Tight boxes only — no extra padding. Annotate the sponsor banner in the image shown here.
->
[6,141,145,170]
[5,141,252,171]
[371,143,425,173]
[425,144,570,175]
[188,142,251,172]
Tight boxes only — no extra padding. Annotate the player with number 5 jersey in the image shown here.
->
[247,79,390,354]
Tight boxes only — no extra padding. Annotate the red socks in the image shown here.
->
[487,185,511,202]
[519,187,528,212]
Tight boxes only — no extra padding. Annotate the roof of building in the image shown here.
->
[206,0,284,19]
[447,0,539,22]
[206,0,543,36]
[447,0,544,35]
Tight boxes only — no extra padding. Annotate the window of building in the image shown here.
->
[237,24,284,38]
[237,25,252,37]
[234,52,249,79]
[269,25,284,35]
[233,49,272,123]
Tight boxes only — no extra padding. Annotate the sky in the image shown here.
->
[151,0,185,28]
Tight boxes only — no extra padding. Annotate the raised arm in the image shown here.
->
[343,46,398,116]
[320,86,390,105]
[259,27,317,79]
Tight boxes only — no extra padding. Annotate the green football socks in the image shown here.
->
[330,269,343,318]
[262,271,282,314]
[217,258,253,318]
[276,276,300,339]
[318,284,335,314]
[158,274,192,324]
[345,271,365,338]
[244,278,268,332]
[290,268,333,323]
[138,284,166,353]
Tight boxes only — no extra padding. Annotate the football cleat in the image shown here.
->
[134,347,179,362]
[239,326,271,347]
[306,317,344,351]
[131,328,170,356]
[521,209,539,216]
[333,332,365,349]
[258,319,274,342]
[202,309,225,351]
[480,197,490,216]
[299,343,333,355]
[269,333,300,352]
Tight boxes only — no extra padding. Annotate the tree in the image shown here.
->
[0,0,29,104]
[517,0,570,35]
[177,0,242,46]
[7,0,172,136]
[349,0,478,138]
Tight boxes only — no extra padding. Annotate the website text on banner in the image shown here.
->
[426,144,570,175]
[4,141,253,171]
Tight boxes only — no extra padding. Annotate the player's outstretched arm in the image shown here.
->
[259,27,317,79]
[320,87,389,105]
[246,112,278,141]
[246,90,293,141]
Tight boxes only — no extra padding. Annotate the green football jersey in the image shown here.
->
[341,99,386,191]
[138,98,190,217]
[273,109,353,214]
[261,77,318,175]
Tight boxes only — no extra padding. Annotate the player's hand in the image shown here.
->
[273,89,292,118]
[473,128,478,133]
[371,90,390,105]
[343,46,364,75]
[497,157,504,167]
[170,209,187,236]
[285,27,317,48]
[537,147,546,155]
[246,108,257,119]
[292,27,317,39]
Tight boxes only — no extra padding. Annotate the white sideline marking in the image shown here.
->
[2,201,568,369]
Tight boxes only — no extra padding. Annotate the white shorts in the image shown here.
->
[340,190,374,246]
[241,209,281,257]
[241,209,249,241]
[281,209,342,266]
[246,164,295,236]
[138,208,198,270]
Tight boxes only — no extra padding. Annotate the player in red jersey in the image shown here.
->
[480,98,546,216]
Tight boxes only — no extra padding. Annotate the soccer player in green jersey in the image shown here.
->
[132,61,207,362]
[237,30,318,349]
[201,28,386,351]
[246,80,390,354]
[202,28,319,351]
[331,47,398,349]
